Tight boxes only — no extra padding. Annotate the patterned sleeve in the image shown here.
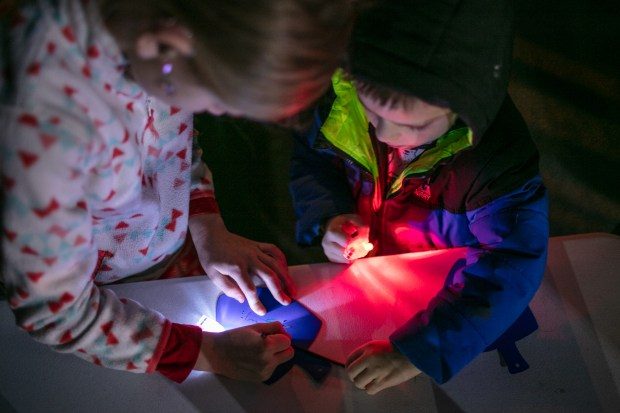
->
[0,0,210,378]
[1,105,171,373]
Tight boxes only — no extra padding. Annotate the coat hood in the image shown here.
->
[349,0,514,140]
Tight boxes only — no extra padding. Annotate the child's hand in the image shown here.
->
[322,214,370,263]
[189,214,296,316]
[345,340,421,395]
[195,322,294,381]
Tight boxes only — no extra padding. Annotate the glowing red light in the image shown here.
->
[291,247,467,364]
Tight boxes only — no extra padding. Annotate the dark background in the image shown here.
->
[196,0,620,266]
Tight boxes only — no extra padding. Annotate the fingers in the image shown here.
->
[345,345,366,367]
[256,265,292,306]
[347,357,391,394]
[365,372,399,395]
[255,253,293,306]
[202,325,293,382]
[209,272,245,303]
[260,334,294,380]
[346,352,369,381]
[264,331,292,353]
[257,243,287,266]
[259,322,294,364]
[257,245,297,297]
[280,271,297,298]
[344,341,420,395]
[322,215,372,263]
[245,292,267,316]
[234,242,294,311]
[273,346,295,365]
[257,321,288,336]
[323,228,348,247]
[351,368,378,390]
[230,267,266,316]
[324,243,350,263]
[322,232,350,263]
[346,343,381,391]
[365,379,387,395]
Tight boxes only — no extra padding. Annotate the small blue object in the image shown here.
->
[215,287,329,384]
[484,306,538,374]
[215,287,322,348]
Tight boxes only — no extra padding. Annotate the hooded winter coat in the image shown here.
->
[289,0,549,383]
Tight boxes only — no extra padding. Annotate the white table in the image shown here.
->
[1,233,619,412]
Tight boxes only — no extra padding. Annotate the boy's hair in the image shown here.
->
[348,0,514,138]
[275,73,421,133]
[100,0,354,120]
[352,76,417,110]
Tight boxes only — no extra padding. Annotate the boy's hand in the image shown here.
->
[189,213,296,316]
[195,322,294,381]
[345,340,421,395]
[322,214,370,263]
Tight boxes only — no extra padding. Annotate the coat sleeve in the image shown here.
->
[289,112,357,245]
[1,104,171,374]
[390,175,549,383]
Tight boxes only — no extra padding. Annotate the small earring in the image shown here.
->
[161,61,176,96]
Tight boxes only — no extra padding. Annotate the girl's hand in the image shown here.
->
[189,213,295,316]
[322,214,370,263]
[195,322,294,381]
[345,340,421,395]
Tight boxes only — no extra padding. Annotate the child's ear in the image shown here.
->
[134,24,194,60]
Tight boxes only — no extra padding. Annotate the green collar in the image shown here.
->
[321,70,473,197]
[388,127,472,196]
[320,70,378,179]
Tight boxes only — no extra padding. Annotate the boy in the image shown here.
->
[289,0,549,393]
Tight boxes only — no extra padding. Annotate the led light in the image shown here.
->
[197,315,225,332]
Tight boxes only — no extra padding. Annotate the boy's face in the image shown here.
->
[358,92,456,150]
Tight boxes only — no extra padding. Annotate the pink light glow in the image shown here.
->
[291,247,467,364]
[392,225,447,252]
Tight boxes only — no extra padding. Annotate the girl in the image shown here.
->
[0,0,352,383]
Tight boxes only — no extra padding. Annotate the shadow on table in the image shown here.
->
[180,369,347,413]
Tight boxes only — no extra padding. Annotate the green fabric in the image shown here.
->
[320,70,378,179]
[320,70,473,198]
[388,127,473,196]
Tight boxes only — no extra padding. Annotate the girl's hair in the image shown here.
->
[100,0,354,120]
